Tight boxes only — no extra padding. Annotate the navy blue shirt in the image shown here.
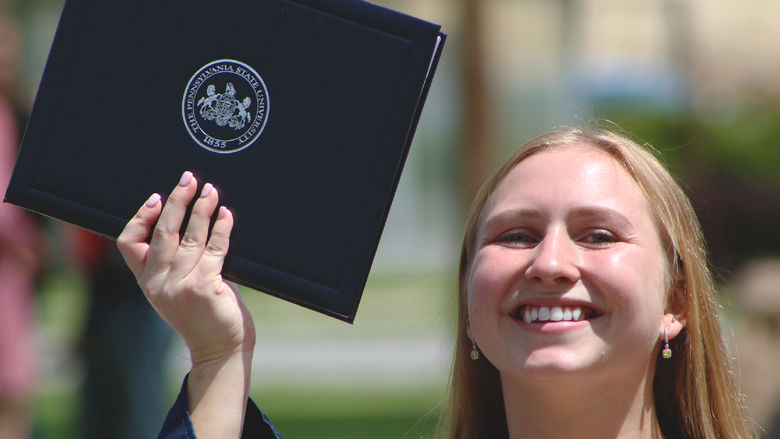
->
[158,375,283,439]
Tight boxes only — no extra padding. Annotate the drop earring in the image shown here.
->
[662,326,672,359]
[470,337,480,360]
[467,319,479,360]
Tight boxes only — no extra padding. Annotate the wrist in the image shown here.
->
[187,343,254,438]
[189,337,255,371]
[188,347,253,396]
[188,300,257,369]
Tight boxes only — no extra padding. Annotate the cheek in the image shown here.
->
[585,248,668,311]
[466,250,515,317]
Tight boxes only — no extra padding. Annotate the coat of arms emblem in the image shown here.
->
[197,83,252,130]
[182,59,269,154]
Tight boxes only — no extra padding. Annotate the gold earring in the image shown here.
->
[662,327,672,359]
[470,338,480,360]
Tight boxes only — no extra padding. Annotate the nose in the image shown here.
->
[524,227,580,285]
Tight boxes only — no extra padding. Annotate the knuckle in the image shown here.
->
[205,240,227,257]
[190,200,213,216]
[180,277,201,295]
[116,235,130,251]
[152,224,178,241]
[161,281,183,304]
[167,189,194,206]
[139,278,157,296]
[179,233,202,250]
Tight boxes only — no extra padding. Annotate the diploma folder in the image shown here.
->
[5,0,445,322]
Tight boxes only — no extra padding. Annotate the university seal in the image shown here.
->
[182,59,269,153]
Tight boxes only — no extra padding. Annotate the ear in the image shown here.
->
[466,319,473,341]
[660,312,686,340]
[662,275,687,340]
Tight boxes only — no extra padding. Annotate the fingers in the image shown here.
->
[120,171,233,292]
[196,205,234,281]
[168,182,222,280]
[144,171,199,277]
[117,192,164,278]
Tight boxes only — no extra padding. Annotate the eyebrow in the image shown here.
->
[482,205,634,231]
[481,208,542,233]
[565,206,634,228]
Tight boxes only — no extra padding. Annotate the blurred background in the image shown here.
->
[1,0,779,437]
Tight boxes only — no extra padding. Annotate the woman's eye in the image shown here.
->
[495,231,537,246]
[582,230,617,245]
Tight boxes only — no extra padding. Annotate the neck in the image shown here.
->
[501,362,664,439]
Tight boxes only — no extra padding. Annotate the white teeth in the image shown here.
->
[518,305,591,323]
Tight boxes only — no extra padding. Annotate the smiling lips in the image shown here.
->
[513,305,599,324]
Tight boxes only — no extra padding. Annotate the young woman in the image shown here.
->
[439,127,752,439]
[117,126,753,438]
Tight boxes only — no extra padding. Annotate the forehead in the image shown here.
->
[484,145,653,220]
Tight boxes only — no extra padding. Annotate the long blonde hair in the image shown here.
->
[440,126,752,438]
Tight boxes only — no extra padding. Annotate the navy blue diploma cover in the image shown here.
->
[5,0,445,322]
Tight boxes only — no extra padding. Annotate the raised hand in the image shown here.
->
[117,171,255,438]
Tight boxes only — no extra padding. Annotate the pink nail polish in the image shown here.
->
[218,206,228,219]
[145,193,161,207]
[179,171,193,187]
[200,183,213,198]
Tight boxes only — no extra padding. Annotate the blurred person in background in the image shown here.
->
[0,10,45,439]
[730,258,780,438]
[2,5,172,437]
[62,226,174,439]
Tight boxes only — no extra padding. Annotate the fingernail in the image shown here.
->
[179,171,193,187]
[145,193,161,207]
[200,183,213,198]
[218,206,228,219]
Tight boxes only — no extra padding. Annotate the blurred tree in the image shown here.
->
[461,0,495,206]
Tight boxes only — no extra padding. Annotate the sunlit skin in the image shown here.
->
[467,146,684,438]
[117,172,255,439]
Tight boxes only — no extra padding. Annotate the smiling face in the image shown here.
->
[467,145,673,386]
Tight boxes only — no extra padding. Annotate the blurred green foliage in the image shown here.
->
[599,98,780,182]
[34,386,442,439]
[262,387,442,439]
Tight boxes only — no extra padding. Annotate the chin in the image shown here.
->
[501,347,607,382]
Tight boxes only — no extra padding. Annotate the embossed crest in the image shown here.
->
[182,60,269,153]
